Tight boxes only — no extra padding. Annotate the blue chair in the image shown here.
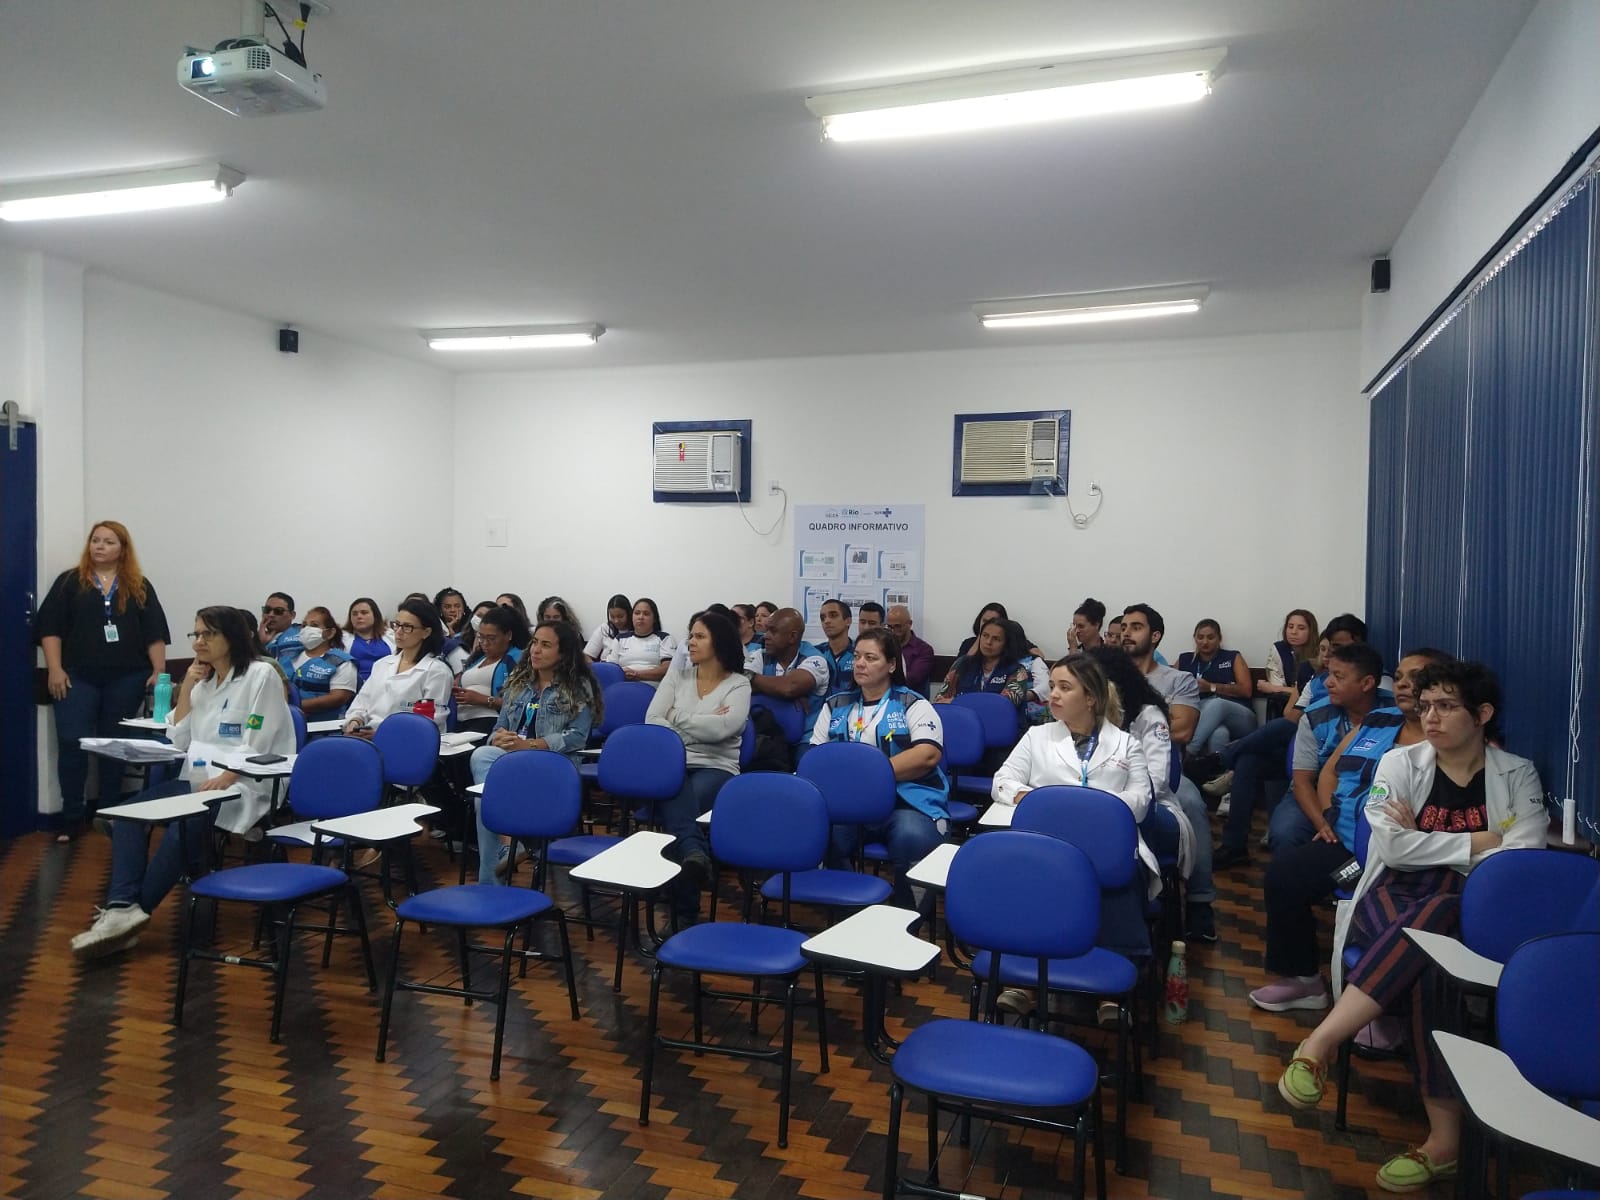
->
[372,711,440,803]
[750,693,806,745]
[952,690,1020,757]
[887,831,1107,1200]
[376,750,581,1081]
[998,785,1145,1168]
[578,681,659,807]
[935,702,986,830]
[1460,849,1600,966]
[289,707,308,752]
[589,661,625,690]
[759,742,894,917]
[639,774,831,1150]
[175,843,377,1042]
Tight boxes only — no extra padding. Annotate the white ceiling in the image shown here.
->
[0,0,1533,371]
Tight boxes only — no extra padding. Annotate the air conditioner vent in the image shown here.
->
[959,417,1060,484]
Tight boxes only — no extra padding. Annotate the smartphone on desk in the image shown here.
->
[246,753,288,765]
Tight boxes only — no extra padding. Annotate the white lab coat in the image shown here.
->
[1330,740,1546,994]
[166,658,295,834]
[992,718,1161,894]
[1129,704,1196,879]
[344,653,454,732]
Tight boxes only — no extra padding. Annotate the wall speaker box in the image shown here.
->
[1370,259,1391,293]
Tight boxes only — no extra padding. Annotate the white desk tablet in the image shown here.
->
[310,802,440,844]
[978,802,1015,828]
[305,718,346,735]
[905,842,959,891]
[1435,1031,1600,1170]
[802,904,939,977]
[119,717,170,732]
[570,831,681,891]
[99,788,241,823]
[78,737,186,764]
[1405,927,1503,991]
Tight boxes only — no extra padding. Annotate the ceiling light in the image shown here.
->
[421,324,605,351]
[806,47,1226,142]
[0,164,244,222]
[976,285,1210,330]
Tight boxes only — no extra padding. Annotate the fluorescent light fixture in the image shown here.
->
[421,324,605,351]
[976,285,1210,330]
[0,163,244,222]
[807,47,1225,142]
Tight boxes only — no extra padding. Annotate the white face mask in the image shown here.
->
[470,614,484,632]
[300,625,326,650]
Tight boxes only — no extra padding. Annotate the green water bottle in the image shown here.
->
[1164,939,1189,1024]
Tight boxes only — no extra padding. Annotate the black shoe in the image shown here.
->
[1185,903,1218,944]
[1212,844,1252,870]
[679,851,712,892]
[1184,751,1224,787]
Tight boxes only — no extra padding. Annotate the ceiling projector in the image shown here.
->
[178,42,326,116]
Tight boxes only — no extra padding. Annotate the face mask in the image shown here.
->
[470,614,484,632]
[300,625,326,650]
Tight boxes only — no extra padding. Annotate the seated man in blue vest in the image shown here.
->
[816,598,856,694]
[258,591,303,665]
[748,607,831,754]
[1249,642,1414,1012]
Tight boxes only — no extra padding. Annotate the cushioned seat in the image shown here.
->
[655,921,809,976]
[760,868,891,909]
[191,862,348,904]
[970,947,1139,997]
[396,883,553,927]
[894,1017,1099,1108]
[547,834,623,865]
[946,799,980,825]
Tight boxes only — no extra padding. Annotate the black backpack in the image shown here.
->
[746,707,796,773]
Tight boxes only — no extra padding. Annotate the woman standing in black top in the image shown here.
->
[36,521,170,840]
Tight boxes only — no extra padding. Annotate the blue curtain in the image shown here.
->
[1366,169,1600,837]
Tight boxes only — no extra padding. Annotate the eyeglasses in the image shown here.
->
[261,605,288,615]
[188,630,217,642]
[389,621,422,634]
[1417,699,1466,717]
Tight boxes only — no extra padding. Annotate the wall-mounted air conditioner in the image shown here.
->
[951,409,1070,496]
[653,429,743,495]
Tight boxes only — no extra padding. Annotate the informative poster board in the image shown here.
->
[793,503,925,644]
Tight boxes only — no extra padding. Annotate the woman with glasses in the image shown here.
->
[450,605,526,735]
[341,598,453,735]
[468,619,602,881]
[288,606,358,719]
[1272,660,1546,1194]
[69,606,294,960]
[35,520,171,841]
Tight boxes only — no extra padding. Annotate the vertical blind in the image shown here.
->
[1366,165,1600,839]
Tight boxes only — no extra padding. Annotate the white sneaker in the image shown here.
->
[71,905,150,961]
[1216,796,1231,817]
[995,987,1033,1016]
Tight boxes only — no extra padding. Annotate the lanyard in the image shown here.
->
[1079,730,1099,785]
[851,695,889,740]
[517,694,541,737]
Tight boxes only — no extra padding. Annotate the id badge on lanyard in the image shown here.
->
[100,577,120,642]
[1080,731,1099,785]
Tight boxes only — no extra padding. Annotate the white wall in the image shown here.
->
[1361,0,1600,383]
[80,273,458,639]
[453,329,1367,661]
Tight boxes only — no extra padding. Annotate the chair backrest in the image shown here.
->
[1012,785,1138,888]
[289,706,308,752]
[750,693,805,744]
[936,704,985,773]
[288,736,384,819]
[1496,931,1600,1103]
[798,741,898,825]
[1460,849,1600,963]
[596,723,687,801]
[480,749,583,841]
[710,774,828,872]
[952,691,1020,749]
[596,681,656,736]
[946,831,1100,959]
[590,661,625,690]
[1168,743,1183,794]
[738,719,755,769]
[371,711,441,787]
[1354,803,1373,868]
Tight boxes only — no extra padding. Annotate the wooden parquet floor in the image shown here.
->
[0,811,1431,1200]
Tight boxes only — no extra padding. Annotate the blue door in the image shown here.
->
[1,415,39,837]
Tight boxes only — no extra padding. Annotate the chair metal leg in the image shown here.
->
[749,976,762,1036]
[811,963,830,1075]
[457,928,473,1003]
[173,893,198,1027]
[375,919,404,1063]
[348,883,377,991]
[554,911,579,1020]
[884,1081,903,1200]
[778,977,796,1149]
[926,1094,941,1186]
[613,893,630,992]
[692,972,704,1051]
[1073,1108,1089,1200]
[320,890,340,968]
[269,903,298,1043]
[639,966,662,1127]
[489,927,516,1082]
[1093,1083,1108,1200]
[1115,1005,1129,1171]
[1334,1039,1352,1130]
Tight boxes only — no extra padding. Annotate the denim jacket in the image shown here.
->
[492,678,596,761]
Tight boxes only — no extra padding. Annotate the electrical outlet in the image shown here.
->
[768,480,781,496]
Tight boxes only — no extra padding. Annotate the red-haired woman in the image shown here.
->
[35,521,170,840]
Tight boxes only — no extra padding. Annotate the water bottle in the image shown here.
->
[152,673,173,723]
[1164,939,1189,1025]
[411,698,436,721]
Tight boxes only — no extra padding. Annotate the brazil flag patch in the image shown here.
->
[246,713,264,730]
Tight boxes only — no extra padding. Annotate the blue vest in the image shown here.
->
[459,647,522,695]
[292,648,355,717]
[265,624,303,667]
[954,655,1021,696]
[823,686,950,821]
[762,640,829,732]
[348,635,389,686]
[1177,648,1251,709]
[1329,707,1407,848]
[819,638,855,694]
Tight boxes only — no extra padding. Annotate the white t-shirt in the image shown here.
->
[810,691,943,748]
[455,657,501,722]
[1023,655,1050,701]
[585,623,628,660]
[609,631,676,674]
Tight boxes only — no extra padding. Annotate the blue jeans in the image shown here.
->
[470,744,509,883]
[1268,794,1325,854]
[1218,718,1296,853]
[657,768,734,918]
[107,781,216,913]
[53,666,149,824]
[1192,695,1256,755]
[827,804,944,914]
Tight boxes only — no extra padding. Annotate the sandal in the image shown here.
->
[1277,1040,1327,1109]
[1376,1148,1457,1193]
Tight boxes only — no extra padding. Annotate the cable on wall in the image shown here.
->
[1065,481,1104,528]
[736,485,788,538]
